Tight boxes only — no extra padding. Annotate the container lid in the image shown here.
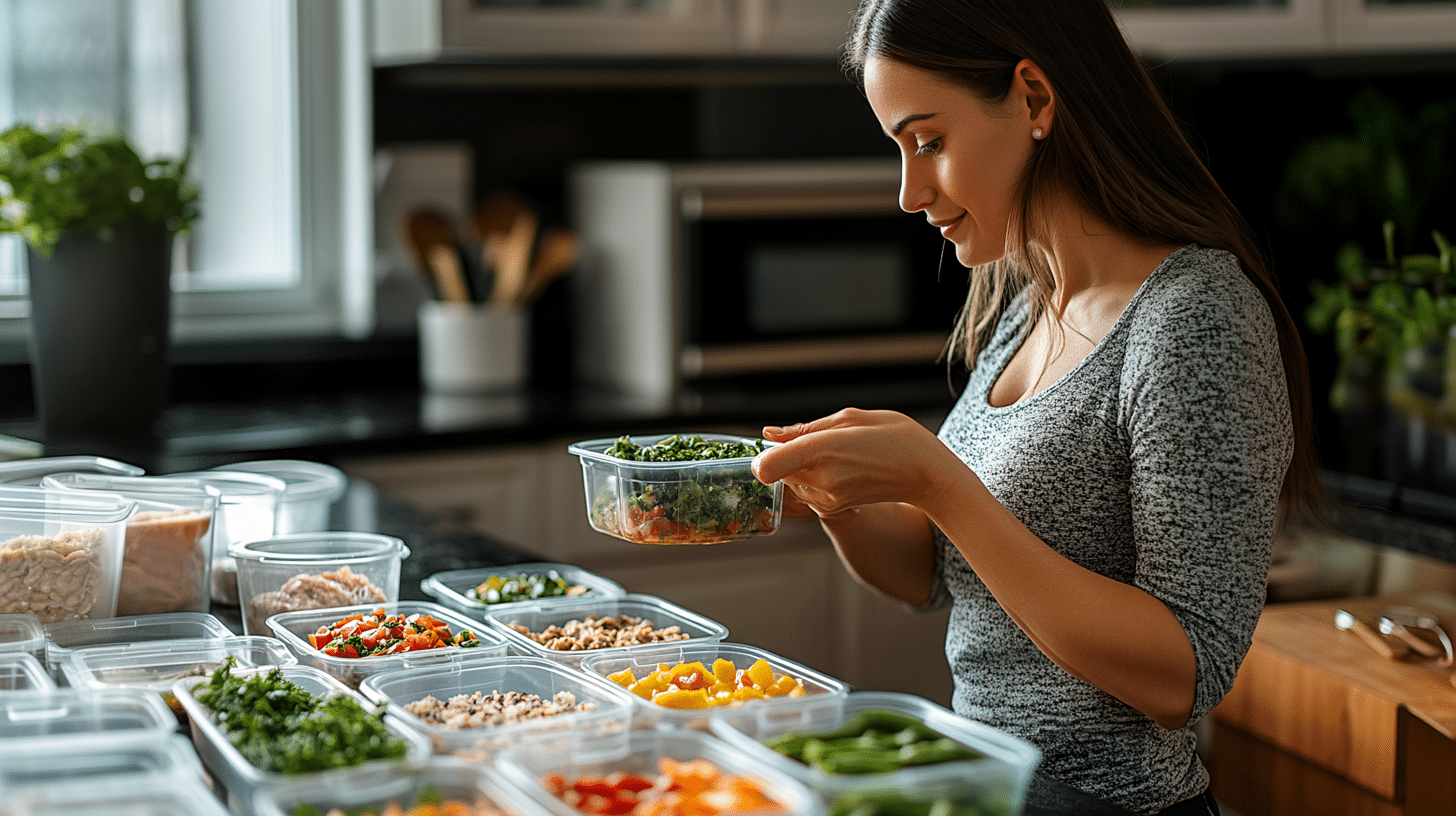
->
[42,472,221,512]
[0,612,46,655]
[159,470,286,506]
[0,732,204,791]
[215,459,349,504]
[0,456,144,486]
[44,611,234,651]
[1,768,232,815]
[0,652,55,692]
[0,484,135,523]
[229,530,410,563]
[61,635,296,693]
[0,687,177,758]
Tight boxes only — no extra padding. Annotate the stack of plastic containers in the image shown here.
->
[214,459,349,534]
[42,610,234,680]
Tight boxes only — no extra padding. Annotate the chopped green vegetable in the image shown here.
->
[194,657,408,774]
[466,569,589,604]
[765,709,982,775]
[604,434,765,462]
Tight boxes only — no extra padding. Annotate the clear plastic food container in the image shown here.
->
[480,593,730,669]
[0,732,203,791]
[421,562,626,619]
[580,641,849,733]
[43,611,234,679]
[173,663,432,811]
[253,757,554,816]
[358,655,637,758]
[267,601,509,689]
[214,459,349,534]
[0,687,177,759]
[0,455,144,485]
[494,727,824,816]
[42,472,221,616]
[0,772,233,816]
[0,611,46,662]
[0,652,54,692]
[0,485,134,625]
[160,469,286,606]
[60,635,296,723]
[567,434,783,545]
[231,531,411,635]
[709,691,1042,816]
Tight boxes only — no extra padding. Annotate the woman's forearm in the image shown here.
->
[817,502,937,607]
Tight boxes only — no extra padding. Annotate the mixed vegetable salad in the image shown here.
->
[466,569,591,604]
[307,608,483,659]
[590,435,776,545]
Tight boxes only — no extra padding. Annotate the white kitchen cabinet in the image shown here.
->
[1116,0,1456,59]
[370,0,861,62]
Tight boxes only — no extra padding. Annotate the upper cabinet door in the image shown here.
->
[1117,0,1456,59]
[373,0,739,62]
[734,0,860,57]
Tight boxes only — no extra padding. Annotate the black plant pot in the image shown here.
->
[25,224,173,442]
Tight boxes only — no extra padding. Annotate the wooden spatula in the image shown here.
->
[403,210,472,303]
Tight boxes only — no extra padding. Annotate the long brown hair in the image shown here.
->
[845,0,1326,525]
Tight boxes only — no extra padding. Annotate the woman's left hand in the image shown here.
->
[751,407,969,517]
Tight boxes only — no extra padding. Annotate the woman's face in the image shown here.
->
[864,56,1035,269]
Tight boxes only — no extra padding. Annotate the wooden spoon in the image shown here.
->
[402,210,472,303]
[517,228,579,305]
[490,209,539,307]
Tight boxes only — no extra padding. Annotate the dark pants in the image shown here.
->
[1155,790,1221,816]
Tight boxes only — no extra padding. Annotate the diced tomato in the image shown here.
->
[308,631,333,649]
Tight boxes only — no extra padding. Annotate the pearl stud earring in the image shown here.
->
[1032,128,1044,139]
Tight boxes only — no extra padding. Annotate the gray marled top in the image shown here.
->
[927,245,1292,813]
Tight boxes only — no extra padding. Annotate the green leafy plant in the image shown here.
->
[1306,220,1456,422]
[0,122,199,257]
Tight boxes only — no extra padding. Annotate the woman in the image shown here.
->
[750,1,1324,813]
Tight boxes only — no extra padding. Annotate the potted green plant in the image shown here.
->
[1305,221,1456,425]
[0,123,198,441]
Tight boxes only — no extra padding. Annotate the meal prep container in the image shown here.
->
[0,652,53,692]
[0,732,203,791]
[567,433,783,545]
[42,472,221,616]
[710,690,1042,815]
[421,562,626,619]
[494,727,823,816]
[0,455,143,485]
[480,593,730,669]
[215,459,348,534]
[161,469,286,606]
[0,687,177,759]
[580,641,849,733]
[0,772,232,816]
[0,611,45,662]
[60,635,296,722]
[231,531,411,635]
[267,600,509,689]
[173,663,432,814]
[43,611,233,680]
[253,756,553,816]
[358,655,636,758]
[0,486,132,625]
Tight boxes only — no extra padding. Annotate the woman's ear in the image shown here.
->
[1013,59,1055,138]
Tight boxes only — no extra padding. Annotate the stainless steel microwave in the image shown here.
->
[570,159,961,405]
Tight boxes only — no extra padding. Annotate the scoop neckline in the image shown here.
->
[981,244,1194,413]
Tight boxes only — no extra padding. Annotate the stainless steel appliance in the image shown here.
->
[570,158,960,405]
